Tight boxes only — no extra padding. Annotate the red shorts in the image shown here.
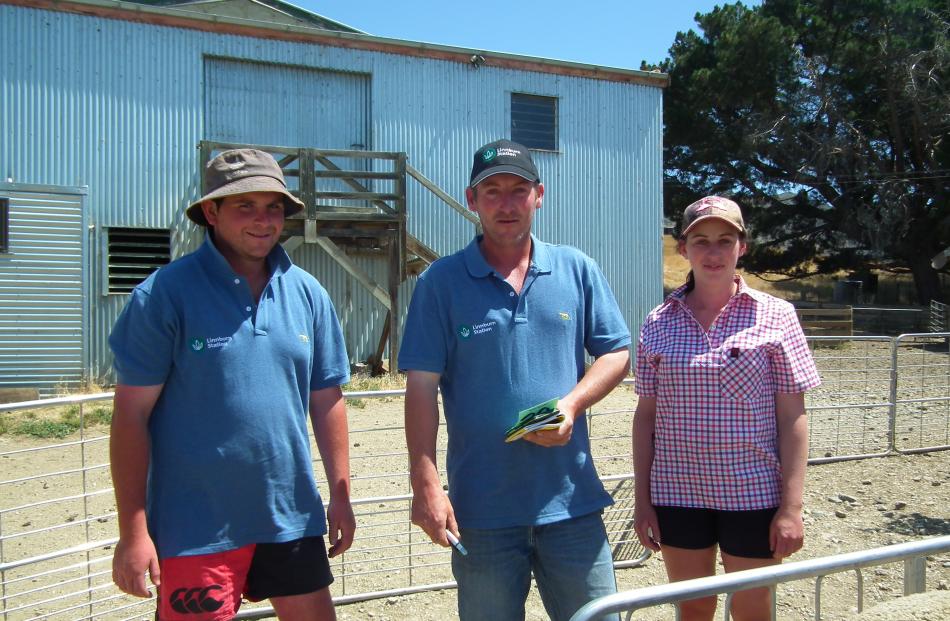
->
[156,537,333,621]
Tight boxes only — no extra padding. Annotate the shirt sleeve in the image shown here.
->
[398,271,448,374]
[108,283,176,386]
[582,258,632,357]
[769,302,822,393]
[310,286,351,391]
[634,318,659,396]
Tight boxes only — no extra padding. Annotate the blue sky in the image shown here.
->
[290,1,750,70]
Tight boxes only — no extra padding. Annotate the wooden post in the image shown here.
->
[388,224,400,375]
[370,312,391,376]
[301,149,315,219]
[395,153,408,281]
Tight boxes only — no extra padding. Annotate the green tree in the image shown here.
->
[655,0,949,303]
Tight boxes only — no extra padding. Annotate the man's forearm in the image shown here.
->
[405,372,442,492]
[110,385,162,539]
[111,417,151,538]
[311,386,352,500]
[560,347,630,416]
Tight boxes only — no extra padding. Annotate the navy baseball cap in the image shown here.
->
[469,139,540,187]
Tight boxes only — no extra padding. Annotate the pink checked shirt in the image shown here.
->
[635,276,820,511]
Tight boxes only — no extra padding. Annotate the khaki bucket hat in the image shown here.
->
[186,149,305,226]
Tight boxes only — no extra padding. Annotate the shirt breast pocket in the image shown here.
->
[720,348,768,401]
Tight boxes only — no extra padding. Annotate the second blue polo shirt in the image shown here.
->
[399,235,631,528]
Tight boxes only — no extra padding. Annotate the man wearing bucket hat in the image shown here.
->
[109,149,354,620]
[400,139,630,620]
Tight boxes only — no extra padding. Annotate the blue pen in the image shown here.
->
[446,530,468,556]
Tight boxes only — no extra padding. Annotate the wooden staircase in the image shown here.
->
[199,141,470,374]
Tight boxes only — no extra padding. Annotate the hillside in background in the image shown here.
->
[661,236,937,307]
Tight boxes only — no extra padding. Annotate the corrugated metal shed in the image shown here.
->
[0,0,665,390]
[0,184,88,394]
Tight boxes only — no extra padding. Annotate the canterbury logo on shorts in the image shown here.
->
[169,585,225,614]
[158,546,252,620]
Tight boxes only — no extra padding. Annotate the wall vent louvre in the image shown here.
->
[107,227,171,294]
[511,93,558,151]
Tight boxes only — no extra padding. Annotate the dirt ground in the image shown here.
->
[330,449,950,621]
[1,382,948,620]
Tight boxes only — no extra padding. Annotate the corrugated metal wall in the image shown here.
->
[374,61,664,333]
[0,184,87,395]
[0,3,663,386]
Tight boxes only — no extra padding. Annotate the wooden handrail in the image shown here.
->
[406,164,479,226]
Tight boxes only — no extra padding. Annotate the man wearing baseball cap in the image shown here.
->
[109,149,354,620]
[400,139,630,620]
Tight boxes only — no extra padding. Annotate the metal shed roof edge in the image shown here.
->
[2,0,670,88]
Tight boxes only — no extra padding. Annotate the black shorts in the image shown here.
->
[654,506,778,559]
[244,536,334,601]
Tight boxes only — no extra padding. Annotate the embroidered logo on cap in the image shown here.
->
[481,148,497,163]
[695,201,730,214]
[496,147,522,158]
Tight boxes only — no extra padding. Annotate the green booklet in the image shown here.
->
[504,397,564,443]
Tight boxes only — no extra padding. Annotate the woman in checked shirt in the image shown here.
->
[632,196,821,621]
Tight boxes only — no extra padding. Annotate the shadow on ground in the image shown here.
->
[884,512,950,536]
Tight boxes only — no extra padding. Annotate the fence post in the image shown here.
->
[888,337,899,453]
[903,556,926,595]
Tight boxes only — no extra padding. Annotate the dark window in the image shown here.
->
[0,198,8,253]
[107,228,171,294]
[511,93,558,151]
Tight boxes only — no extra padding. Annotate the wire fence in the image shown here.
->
[1,334,949,620]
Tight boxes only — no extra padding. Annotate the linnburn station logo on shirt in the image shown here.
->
[457,321,497,340]
[188,336,233,352]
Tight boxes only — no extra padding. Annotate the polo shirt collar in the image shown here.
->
[197,234,293,280]
[462,234,552,278]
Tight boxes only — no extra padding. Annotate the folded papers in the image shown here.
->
[504,397,564,443]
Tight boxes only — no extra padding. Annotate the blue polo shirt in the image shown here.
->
[110,236,350,558]
[399,235,631,528]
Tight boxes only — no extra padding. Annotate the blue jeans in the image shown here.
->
[453,511,619,621]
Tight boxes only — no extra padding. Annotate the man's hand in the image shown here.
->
[410,483,458,548]
[769,505,804,559]
[405,370,458,547]
[112,533,160,598]
[523,400,576,447]
[326,496,356,558]
[524,347,629,448]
